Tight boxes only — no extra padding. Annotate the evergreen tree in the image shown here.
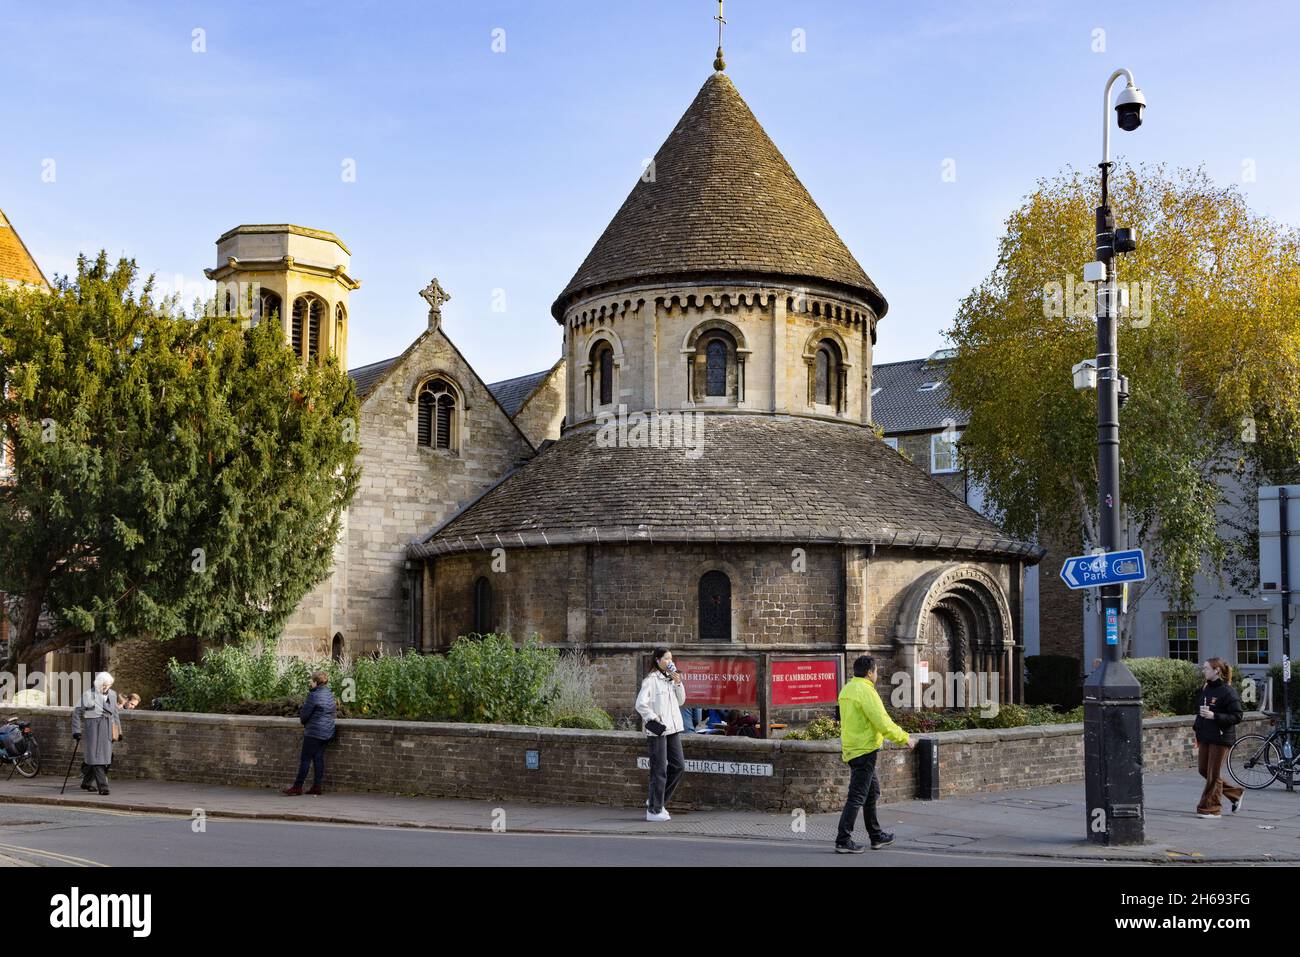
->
[0,253,360,669]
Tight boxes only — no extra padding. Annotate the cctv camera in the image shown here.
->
[1115,85,1146,131]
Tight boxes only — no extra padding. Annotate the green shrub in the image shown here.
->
[783,715,841,740]
[162,644,316,713]
[163,633,562,726]
[440,634,558,725]
[549,707,615,730]
[1267,664,1300,715]
[543,652,608,729]
[1127,658,1202,714]
[1024,655,1082,709]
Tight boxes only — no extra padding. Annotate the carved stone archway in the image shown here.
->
[894,564,1018,707]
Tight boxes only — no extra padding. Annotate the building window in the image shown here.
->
[291,296,325,360]
[1166,614,1199,661]
[334,304,346,357]
[698,570,731,642]
[882,436,899,451]
[705,338,728,397]
[473,576,494,634]
[258,289,281,328]
[417,378,457,450]
[590,341,615,408]
[931,431,962,473]
[1235,612,1270,665]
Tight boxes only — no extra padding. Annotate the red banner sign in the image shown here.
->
[677,657,758,707]
[770,657,841,706]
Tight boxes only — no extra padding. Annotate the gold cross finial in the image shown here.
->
[713,0,726,71]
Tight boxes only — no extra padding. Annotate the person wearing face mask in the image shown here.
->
[635,647,687,822]
[1193,657,1244,819]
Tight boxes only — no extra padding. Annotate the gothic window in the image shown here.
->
[334,304,346,356]
[705,338,728,396]
[259,289,282,328]
[417,378,457,450]
[592,341,614,407]
[473,576,494,634]
[698,570,731,642]
[291,296,325,360]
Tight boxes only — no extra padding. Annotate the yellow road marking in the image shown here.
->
[0,841,106,868]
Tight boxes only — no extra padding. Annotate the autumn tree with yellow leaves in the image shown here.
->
[947,165,1300,652]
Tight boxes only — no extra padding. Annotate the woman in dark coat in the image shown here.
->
[282,671,336,796]
[71,672,122,795]
[1193,657,1244,818]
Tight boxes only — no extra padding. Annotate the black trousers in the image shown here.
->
[80,763,108,790]
[293,736,328,788]
[836,750,883,845]
[646,732,685,813]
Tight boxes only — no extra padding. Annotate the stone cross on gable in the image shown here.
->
[420,278,451,329]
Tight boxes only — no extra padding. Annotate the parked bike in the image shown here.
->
[0,716,41,778]
[1228,719,1300,790]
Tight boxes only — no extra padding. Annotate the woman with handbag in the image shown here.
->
[635,648,687,822]
[283,671,337,796]
[71,672,122,795]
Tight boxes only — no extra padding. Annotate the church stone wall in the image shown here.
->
[564,283,876,428]
[283,328,535,659]
[511,362,566,446]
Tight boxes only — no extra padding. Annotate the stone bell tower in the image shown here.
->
[204,224,361,368]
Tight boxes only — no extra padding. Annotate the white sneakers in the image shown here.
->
[646,809,671,822]
[1231,795,1244,813]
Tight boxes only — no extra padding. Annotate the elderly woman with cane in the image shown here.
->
[71,672,122,795]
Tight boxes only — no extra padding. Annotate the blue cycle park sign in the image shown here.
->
[1059,548,1147,589]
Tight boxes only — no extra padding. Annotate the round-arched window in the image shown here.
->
[698,570,731,642]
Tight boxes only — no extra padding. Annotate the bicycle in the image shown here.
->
[1227,719,1300,790]
[0,716,41,779]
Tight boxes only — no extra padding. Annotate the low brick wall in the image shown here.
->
[13,707,1269,813]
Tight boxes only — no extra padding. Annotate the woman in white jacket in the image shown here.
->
[635,648,687,822]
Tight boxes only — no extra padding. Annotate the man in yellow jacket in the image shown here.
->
[835,655,913,853]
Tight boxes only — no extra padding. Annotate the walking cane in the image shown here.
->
[60,737,82,795]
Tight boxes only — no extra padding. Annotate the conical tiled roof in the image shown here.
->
[552,72,885,320]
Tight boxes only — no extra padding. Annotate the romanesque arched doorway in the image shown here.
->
[896,564,1019,706]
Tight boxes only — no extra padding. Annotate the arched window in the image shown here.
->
[473,576,494,634]
[812,339,842,409]
[705,338,728,396]
[331,632,344,662]
[334,304,346,357]
[417,378,457,450]
[698,570,731,642]
[592,341,614,407]
[291,296,325,360]
[598,344,614,406]
[259,289,282,328]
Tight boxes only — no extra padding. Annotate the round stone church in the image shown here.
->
[406,67,1042,715]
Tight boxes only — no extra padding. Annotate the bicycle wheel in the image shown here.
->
[1228,734,1281,790]
[14,739,40,778]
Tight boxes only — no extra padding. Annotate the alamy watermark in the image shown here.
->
[890,669,1001,717]
[595,405,705,460]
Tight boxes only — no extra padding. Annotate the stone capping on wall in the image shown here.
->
[16,707,1266,813]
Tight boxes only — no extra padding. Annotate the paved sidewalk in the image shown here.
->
[1,770,1297,863]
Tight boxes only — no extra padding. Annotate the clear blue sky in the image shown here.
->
[4,1,1298,380]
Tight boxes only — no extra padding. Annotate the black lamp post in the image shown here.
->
[1082,68,1147,846]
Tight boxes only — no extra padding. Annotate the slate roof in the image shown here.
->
[412,414,1039,562]
[552,72,886,320]
[0,208,49,288]
[487,367,554,418]
[348,355,399,399]
[870,355,967,435]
